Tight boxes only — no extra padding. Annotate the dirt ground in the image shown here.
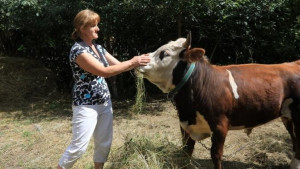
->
[112,99,293,169]
[0,96,295,169]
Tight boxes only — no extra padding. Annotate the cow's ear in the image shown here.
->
[183,31,192,49]
[184,48,206,63]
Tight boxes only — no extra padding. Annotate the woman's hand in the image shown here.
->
[130,54,150,67]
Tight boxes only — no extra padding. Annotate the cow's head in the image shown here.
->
[137,33,205,93]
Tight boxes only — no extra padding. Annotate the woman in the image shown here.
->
[57,9,150,169]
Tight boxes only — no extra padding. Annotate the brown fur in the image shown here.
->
[175,47,300,169]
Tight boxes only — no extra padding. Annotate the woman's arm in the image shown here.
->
[76,52,149,78]
[105,52,121,65]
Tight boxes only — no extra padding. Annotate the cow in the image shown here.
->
[136,33,300,169]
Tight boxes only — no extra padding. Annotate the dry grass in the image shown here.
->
[0,96,294,169]
[130,75,146,115]
[106,135,190,169]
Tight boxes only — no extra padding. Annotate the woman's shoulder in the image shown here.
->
[70,41,89,54]
[69,41,89,61]
[94,43,106,53]
[71,41,88,50]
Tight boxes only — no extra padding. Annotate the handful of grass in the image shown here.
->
[130,74,146,115]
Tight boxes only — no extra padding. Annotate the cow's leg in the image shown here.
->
[210,115,229,169]
[180,126,195,156]
[290,101,300,169]
[281,117,296,151]
[282,99,296,152]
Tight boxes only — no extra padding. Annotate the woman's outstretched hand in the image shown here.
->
[131,54,150,67]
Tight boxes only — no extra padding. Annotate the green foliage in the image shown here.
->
[183,0,299,63]
[0,0,299,95]
[295,15,300,53]
[0,0,111,91]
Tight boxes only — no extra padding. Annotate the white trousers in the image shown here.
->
[58,100,113,169]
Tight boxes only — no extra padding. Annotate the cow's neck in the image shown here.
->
[173,61,217,124]
[172,61,189,86]
[191,61,218,110]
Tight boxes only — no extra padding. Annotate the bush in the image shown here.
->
[0,0,299,96]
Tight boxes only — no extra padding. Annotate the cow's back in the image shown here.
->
[217,61,300,127]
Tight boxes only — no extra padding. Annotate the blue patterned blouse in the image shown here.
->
[69,40,110,106]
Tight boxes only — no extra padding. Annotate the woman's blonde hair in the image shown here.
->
[72,9,100,40]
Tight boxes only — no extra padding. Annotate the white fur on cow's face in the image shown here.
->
[138,38,187,93]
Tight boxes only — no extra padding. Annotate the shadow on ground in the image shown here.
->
[190,158,289,169]
[0,95,73,122]
[0,94,169,122]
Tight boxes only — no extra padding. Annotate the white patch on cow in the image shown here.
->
[226,69,239,99]
[281,98,293,120]
[290,157,300,169]
[180,112,212,141]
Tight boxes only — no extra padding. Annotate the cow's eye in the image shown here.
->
[159,51,169,60]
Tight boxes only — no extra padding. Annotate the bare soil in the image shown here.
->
[0,96,294,169]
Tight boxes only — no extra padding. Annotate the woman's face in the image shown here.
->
[80,20,100,40]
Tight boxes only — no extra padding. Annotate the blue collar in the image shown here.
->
[170,62,196,94]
